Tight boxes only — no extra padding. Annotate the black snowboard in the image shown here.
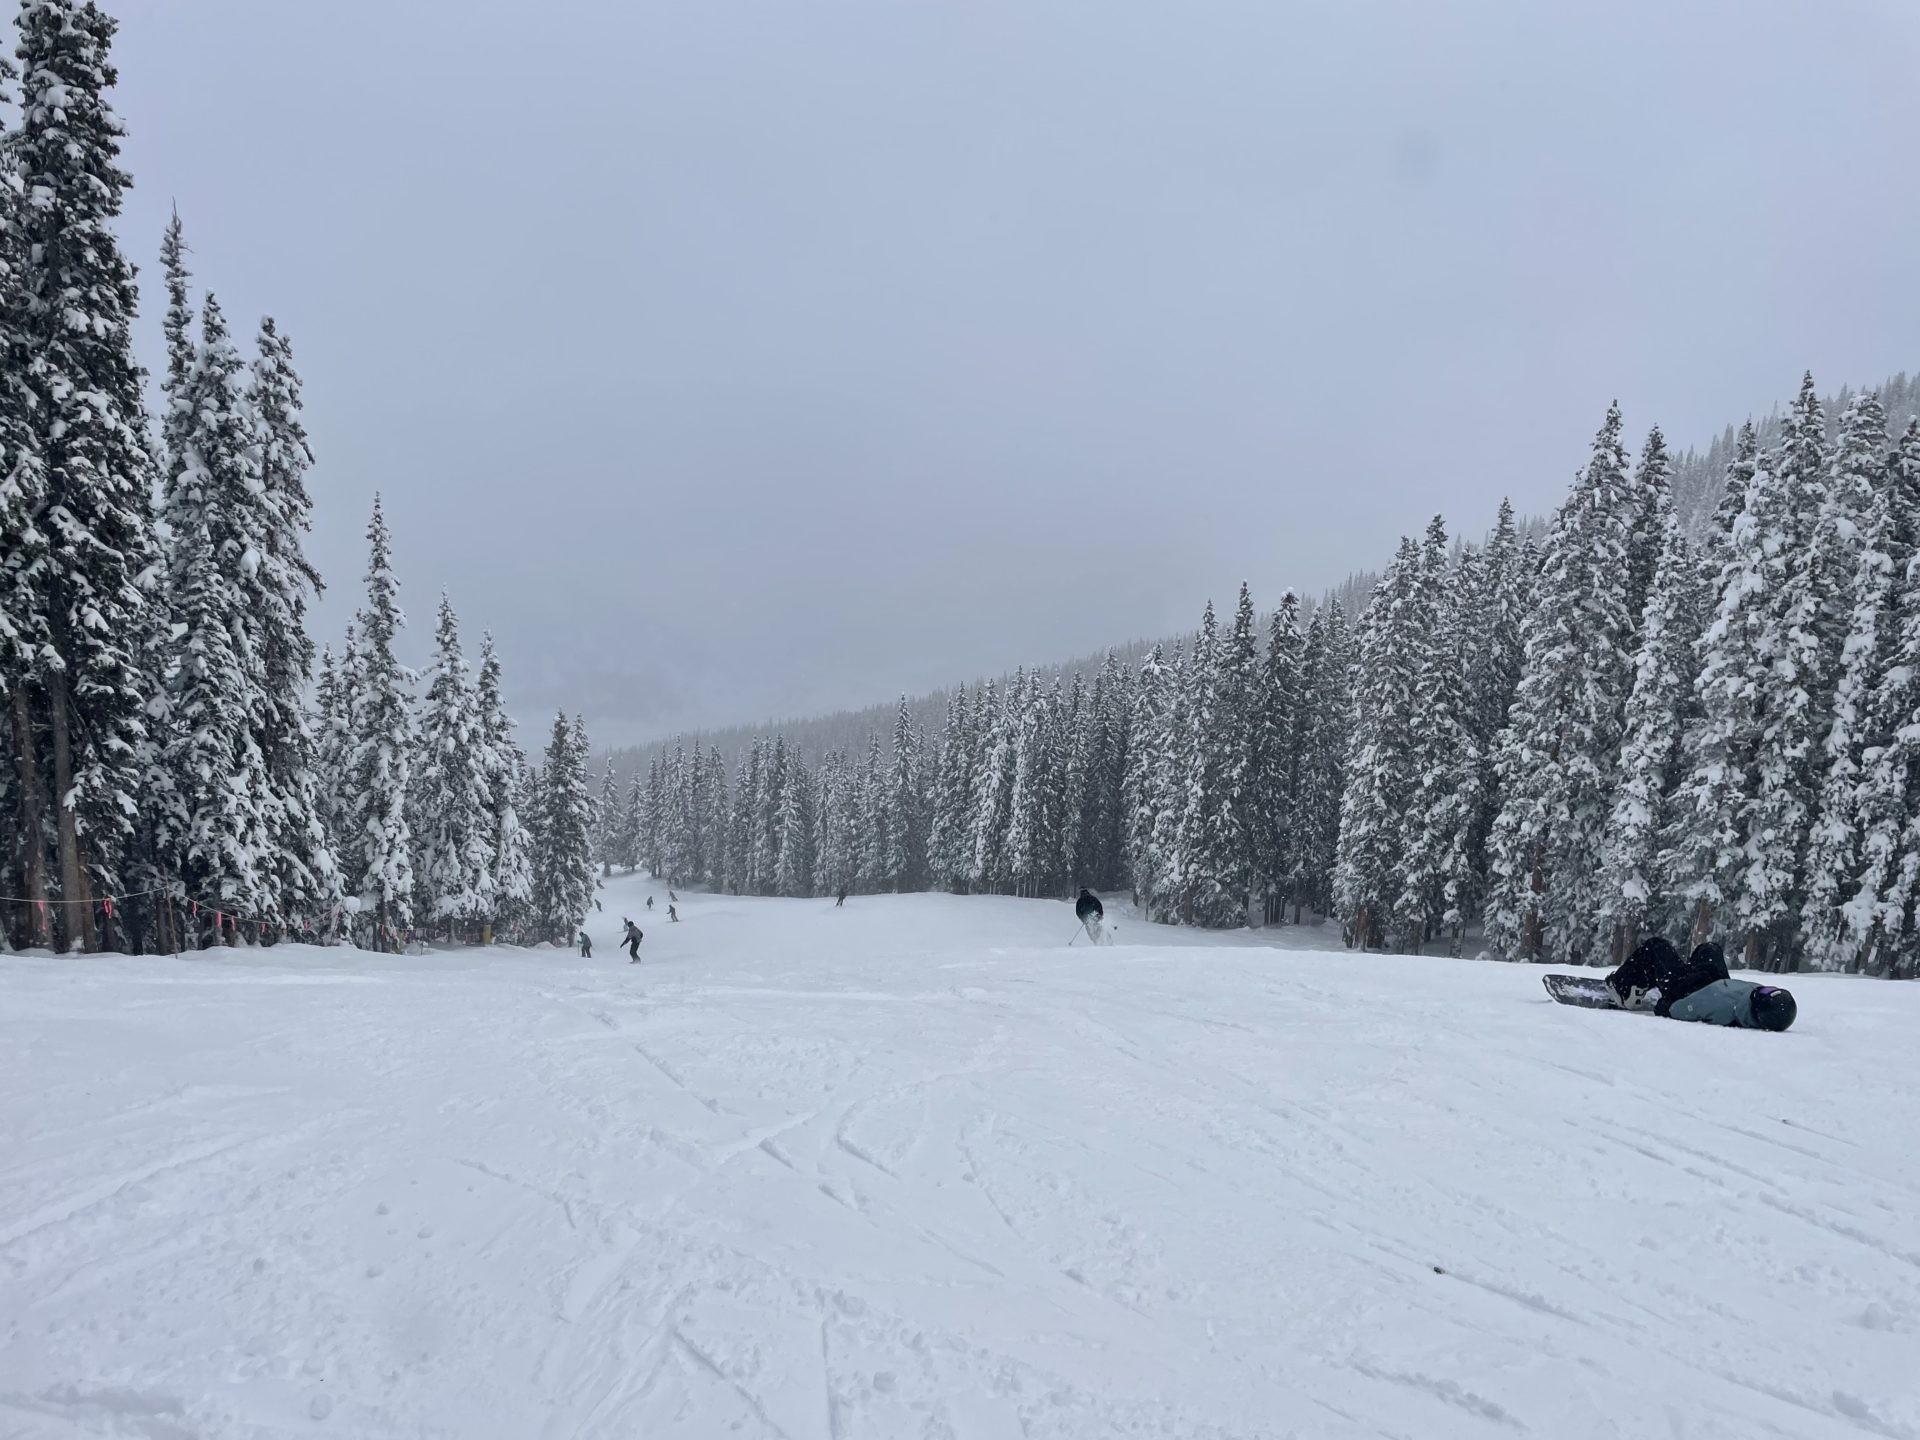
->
[1543,973,1631,1010]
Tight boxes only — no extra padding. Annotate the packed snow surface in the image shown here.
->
[4,882,1918,1439]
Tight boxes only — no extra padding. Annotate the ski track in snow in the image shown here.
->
[3,883,1918,1439]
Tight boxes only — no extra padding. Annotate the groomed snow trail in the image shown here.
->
[3,884,1917,1439]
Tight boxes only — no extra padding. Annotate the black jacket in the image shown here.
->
[1075,890,1103,923]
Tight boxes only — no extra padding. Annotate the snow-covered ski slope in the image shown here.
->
[5,882,1918,1440]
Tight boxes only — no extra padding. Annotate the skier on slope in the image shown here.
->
[621,918,644,963]
[578,929,592,958]
[1075,888,1104,943]
[646,896,654,911]
[1604,937,1796,1030]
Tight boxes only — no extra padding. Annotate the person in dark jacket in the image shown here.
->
[621,918,643,962]
[1606,937,1796,1031]
[578,930,592,958]
[1075,889,1103,925]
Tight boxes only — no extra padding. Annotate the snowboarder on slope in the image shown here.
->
[646,896,654,911]
[578,930,592,958]
[835,887,847,908]
[621,918,643,963]
[667,904,679,923]
[1605,937,1796,1030]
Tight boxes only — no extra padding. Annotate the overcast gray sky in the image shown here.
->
[112,0,1920,745]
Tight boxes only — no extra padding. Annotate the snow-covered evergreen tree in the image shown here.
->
[885,695,927,891]
[8,0,158,949]
[701,747,731,890]
[970,677,1016,892]
[1060,672,1093,886]
[1183,586,1259,926]
[412,595,495,936]
[1087,651,1132,891]
[1484,405,1641,962]
[1302,601,1352,918]
[1735,378,1830,967]
[161,296,278,943]
[1800,395,1893,969]
[247,315,336,934]
[1847,420,1920,978]
[1335,538,1423,949]
[1124,644,1191,920]
[474,632,531,940]
[756,737,788,894]
[1597,511,1704,959]
[596,757,621,877]
[1396,520,1480,953]
[1668,382,1828,967]
[162,506,267,944]
[727,741,759,892]
[1002,671,1049,897]
[925,689,970,891]
[341,497,416,945]
[529,712,595,940]
[615,770,644,873]
[0,40,53,949]
[858,732,889,891]
[775,752,816,898]
[1251,592,1303,922]
[813,747,856,897]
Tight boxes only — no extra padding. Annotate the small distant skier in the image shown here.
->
[835,887,847,908]
[1605,937,1796,1030]
[667,904,679,923]
[621,917,643,963]
[578,929,592,959]
[1075,888,1104,944]
[646,896,654,911]
[669,889,679,902]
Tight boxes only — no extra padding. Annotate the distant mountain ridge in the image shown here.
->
[607,371,1915,778]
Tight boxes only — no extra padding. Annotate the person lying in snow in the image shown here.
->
[1605,937,1796,1030]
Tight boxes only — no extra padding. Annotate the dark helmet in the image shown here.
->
[1749,985,1796,1032]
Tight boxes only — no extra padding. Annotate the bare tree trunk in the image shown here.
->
[1610,917,1636,969]
[1689,898,1712,952]
[1521,845,1544,961]
[1743,929,1761,971]
[8,684,51,948]
[45,670,96,953]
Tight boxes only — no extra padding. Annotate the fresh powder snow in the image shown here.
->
[3,880,1916,1438]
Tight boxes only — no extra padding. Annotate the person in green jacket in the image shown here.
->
[1606,938,1796,1031]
